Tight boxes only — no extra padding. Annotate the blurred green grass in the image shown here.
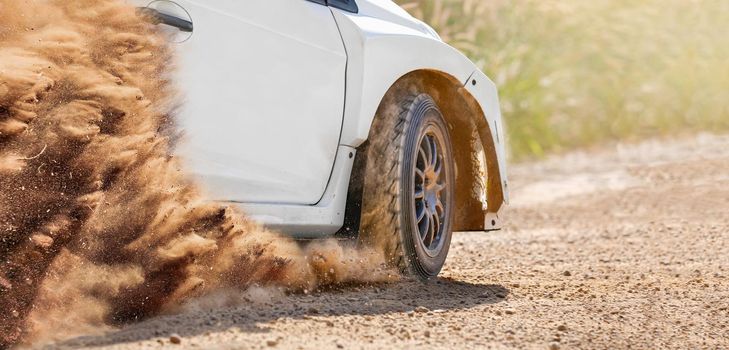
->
[397,0,729,160]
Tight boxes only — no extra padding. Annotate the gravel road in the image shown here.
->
[49,134,729,349]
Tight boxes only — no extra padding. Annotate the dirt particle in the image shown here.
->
[266,339,278,347]
[563,271,572,277]
[557,325,567,332]
[0,277,11,291]
[30,234,53,249]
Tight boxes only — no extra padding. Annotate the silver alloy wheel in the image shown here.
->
[413,124,449,258]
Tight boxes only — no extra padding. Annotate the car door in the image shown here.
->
[136,0,347,205]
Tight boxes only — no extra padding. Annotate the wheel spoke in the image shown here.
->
[434,160,443,180]
[422,139,433,171]
[417,148,428,169]
[425,212,436,247]
[417,203,427,223]
[419,213,430,239]
[432,212,441,237]
[429,136,438,168]
[435,198,445,214]
[415,168,425,182]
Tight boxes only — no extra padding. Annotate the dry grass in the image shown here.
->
[398,0,729,159]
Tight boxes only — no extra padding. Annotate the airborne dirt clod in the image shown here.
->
[0,1,395,348]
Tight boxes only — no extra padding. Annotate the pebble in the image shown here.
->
[169,334,181,345]
[549,343,561,350]
[557,325,567,332]
[266,339,278,347]
[398,328,412,339]
[415,306,430,313]
[563,271,572,277]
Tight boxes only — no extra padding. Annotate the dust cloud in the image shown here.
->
[0,0,395,348]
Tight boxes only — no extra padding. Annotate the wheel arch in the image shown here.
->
[332,11,507,232]
[382,70,505,231]
[340,69,506,234]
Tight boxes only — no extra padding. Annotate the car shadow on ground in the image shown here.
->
[53,278,509,349]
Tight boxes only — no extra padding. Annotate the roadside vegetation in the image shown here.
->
[398,0,729,160]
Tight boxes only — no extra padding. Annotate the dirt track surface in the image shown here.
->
[47,134,729,349]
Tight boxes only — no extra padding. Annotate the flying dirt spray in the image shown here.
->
[0,0,394,347]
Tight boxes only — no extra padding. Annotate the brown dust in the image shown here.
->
[0,1,394,347]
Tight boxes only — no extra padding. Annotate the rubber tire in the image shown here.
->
[358,93,455,280]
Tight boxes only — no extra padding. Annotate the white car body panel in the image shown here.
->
[332,11,474,146]
[129,0,508,236]
[140,0,347,205]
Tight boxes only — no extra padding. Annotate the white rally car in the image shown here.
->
[133,0,509,279]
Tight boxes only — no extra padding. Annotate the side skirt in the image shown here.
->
[231,145,356,238]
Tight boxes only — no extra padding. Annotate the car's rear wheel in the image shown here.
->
[358,93,455,280]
